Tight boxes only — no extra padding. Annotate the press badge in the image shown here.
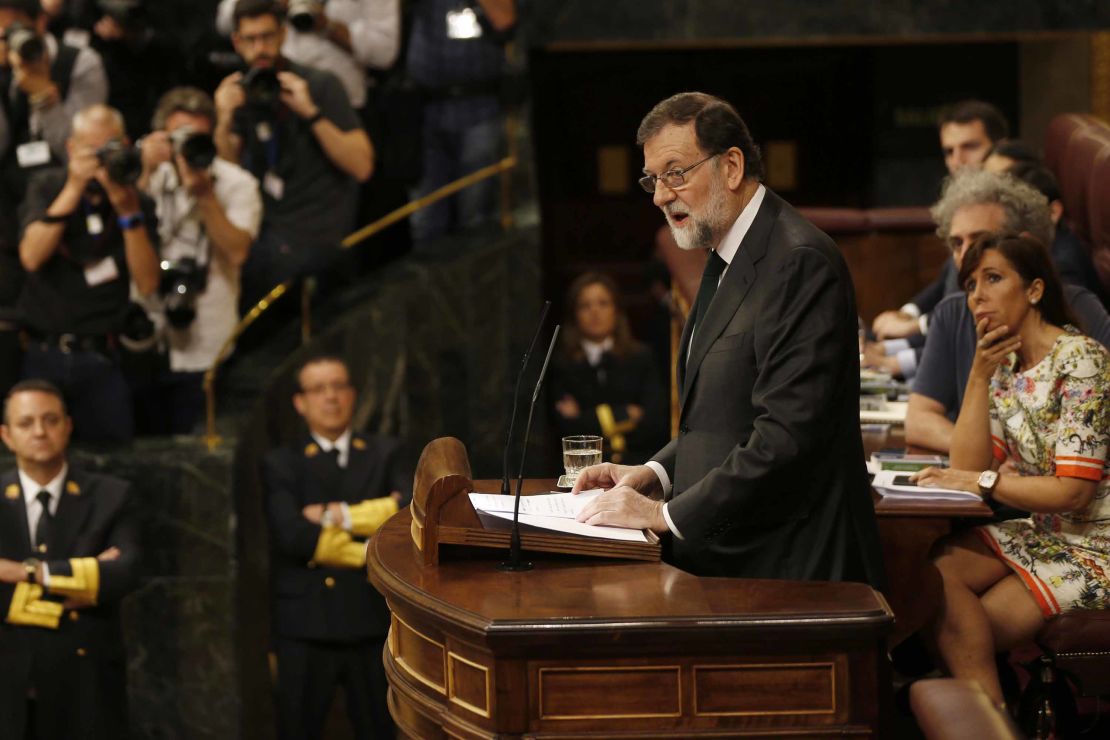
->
[263,171,285,201]
[16,141,50,168]
[86,213,104,235]
[446,7,482,39]
[83,255,120,287]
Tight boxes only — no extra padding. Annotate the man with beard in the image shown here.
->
[573,92,884,587]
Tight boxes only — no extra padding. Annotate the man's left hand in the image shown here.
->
[575,488,667,533]
[277,71,317,120]
[97,172,141,217]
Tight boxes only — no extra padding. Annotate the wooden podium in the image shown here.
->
[368,438,894,738]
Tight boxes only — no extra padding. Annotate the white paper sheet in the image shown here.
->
[872,469,982,501]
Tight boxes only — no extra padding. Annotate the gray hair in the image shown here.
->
[931,169,1054,247]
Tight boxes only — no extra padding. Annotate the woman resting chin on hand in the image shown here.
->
[913,233,1110,708]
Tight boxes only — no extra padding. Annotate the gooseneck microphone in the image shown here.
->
[500,301,552,504]
[499,324,560,572]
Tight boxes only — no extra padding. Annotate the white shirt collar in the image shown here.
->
[311,429,352,468]
[20,462,68,514]
[714,184,766,266]
[581,337,613,367]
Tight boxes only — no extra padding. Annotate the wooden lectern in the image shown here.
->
[368,438,894,738]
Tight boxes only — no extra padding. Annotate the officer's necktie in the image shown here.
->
[34,490,52,553]
[692,249,727,332]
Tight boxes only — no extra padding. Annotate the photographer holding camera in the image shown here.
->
[215,0,372,310]
[217,0,400,111]
[15,103,158,444]
[0,0,107,196]
[135,86,261,434]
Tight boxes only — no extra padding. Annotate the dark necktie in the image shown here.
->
[320,448,342,493]
[692,250,727,331]
[34,490,52,552]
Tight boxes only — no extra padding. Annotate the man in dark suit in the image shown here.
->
[575,92,884,587]
[262,354,408,740]
[0,378,140,739]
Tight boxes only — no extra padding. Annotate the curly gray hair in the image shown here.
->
[930,169,1054,248]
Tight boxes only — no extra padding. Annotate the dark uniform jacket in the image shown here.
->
[262,433,405,642]
[0,465,140,740]
[657,189,886,588]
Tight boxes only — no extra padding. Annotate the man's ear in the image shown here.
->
[1049,200,1064,225]
[726,147,746,190]
[0,424,11,451]
[292,393,306,416]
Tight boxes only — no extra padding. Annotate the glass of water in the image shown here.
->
[562,435,603,487]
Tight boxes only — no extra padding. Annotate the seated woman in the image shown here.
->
[549,272,667,465]
[915,233,1110,706]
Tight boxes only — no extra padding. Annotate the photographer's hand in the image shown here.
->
[137,131,172,192]
[176,153,213,199]
[214,72,245,163]
[277,71,317,119]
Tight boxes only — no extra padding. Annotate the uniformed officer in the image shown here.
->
[0,378,140,739]
[262,354,408,739]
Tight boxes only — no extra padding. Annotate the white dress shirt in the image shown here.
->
[648,184,766,539]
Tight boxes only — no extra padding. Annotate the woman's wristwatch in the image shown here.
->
[977,470,1000,499]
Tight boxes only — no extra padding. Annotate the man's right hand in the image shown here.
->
[872,309,920,340]
[214,72,245,121]
[571,463,661,499]
[66,145,100,191]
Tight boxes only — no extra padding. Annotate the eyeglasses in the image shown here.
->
[638,154,717,193]
[237,30,280,46]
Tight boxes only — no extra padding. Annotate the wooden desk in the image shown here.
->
[369,505,893,738]
[863,426,993,646]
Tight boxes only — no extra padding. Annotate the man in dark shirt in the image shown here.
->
[214,0,372,310]
[16,103,158,443]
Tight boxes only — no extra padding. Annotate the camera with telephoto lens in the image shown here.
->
[169,126,216,171]
[159,257,208,329]
[3,21,45,64]
[288,0,325,32]
[96,140,142,185]
[240,66,282,115]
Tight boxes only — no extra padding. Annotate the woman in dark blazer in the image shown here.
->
[549,273,667,465]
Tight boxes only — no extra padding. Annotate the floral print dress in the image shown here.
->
[977,330,1110,617]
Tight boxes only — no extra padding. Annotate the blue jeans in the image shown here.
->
[410,112,503,243]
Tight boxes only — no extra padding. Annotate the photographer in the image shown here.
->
[0,0,107,196]
[16,103,158,444]
[216,0,401,110]
[136,87,261,434]
[215,0,371,309]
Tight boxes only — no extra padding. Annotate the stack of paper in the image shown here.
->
[468,490,649,543]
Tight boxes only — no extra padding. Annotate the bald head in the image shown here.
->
[70,104,126,150]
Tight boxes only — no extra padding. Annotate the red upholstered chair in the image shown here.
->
[910,679,1021,740]
[1056,130,1109,245]
[1044,113,1097,172]
[1086,140,1110,296]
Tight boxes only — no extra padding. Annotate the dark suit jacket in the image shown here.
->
[262,433,405,642]
[656,189,885,588]
[0,465,140,740]
[548,344,668,464]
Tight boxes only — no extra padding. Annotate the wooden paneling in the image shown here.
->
[692,662,837,717]
[393,615,447,694]
[537,666,682,719]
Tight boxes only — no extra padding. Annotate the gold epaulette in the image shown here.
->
[47,557,100,607]
[7,582,63,629]
[348,497,399,538]
[596,403,636,463]
[312,527,368,569]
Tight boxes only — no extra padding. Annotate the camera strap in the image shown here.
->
[156,175,211,270]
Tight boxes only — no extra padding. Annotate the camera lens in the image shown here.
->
[97,141,143,186]
[240,67,281,113]
[177,132,217,170]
